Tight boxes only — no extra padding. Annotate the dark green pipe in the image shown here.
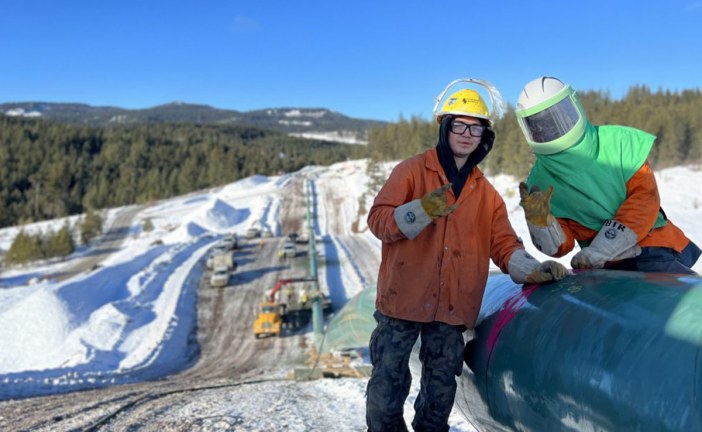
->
[459,270,702,432]
[306,179,323,338]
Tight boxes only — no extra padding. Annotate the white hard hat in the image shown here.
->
[517,77,568,111]
[515,76,588,154]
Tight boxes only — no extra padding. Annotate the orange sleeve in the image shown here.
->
[489,188,524,272]
[551,162,690,254]
[553,218,580,257]
[367,161,415,243]
[552,162,659,254]
[614,161,661,242]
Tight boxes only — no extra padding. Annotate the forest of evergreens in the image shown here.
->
[1,85,700,231]
[0,117,365,228]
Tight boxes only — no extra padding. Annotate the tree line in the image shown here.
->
[3,209,103,266]
[0,117,366,229]
[367,85,702,179]
[1,84,699,238]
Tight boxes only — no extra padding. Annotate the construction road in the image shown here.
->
[0,176,381,431]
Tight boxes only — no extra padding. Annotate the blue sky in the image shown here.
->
[1,0,701,122]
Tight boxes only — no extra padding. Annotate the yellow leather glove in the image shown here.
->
[525,260,570,284]
[420,183,459,219]
[519,182,554,227]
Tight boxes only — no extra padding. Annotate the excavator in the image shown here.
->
[253,277,324,338]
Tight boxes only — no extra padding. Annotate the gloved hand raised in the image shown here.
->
[525,260,570,284]
[519,182,554,227]
[420,183,459,219]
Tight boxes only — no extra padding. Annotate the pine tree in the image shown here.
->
[5,229,43,265]
[44,223,75,259]
[143,218,154,232]
[80,208,104,244]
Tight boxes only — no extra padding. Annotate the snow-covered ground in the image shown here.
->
[1,160,701,430]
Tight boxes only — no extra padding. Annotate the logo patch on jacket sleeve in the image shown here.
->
[404,211,416,224]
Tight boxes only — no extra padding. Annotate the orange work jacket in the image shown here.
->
[553,162,690,257]
[368,149,524,329]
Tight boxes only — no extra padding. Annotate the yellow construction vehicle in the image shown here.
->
[253,277,320,338]
[253,301,284,339]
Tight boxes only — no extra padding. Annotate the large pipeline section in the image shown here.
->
[457,270,702,431]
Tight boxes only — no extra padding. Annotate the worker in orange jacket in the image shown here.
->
[516,76,700,273]
[365,79,569,432]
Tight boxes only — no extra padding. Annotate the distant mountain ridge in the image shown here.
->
[0,102,386,145]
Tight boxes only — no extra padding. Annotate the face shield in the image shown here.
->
[516,86,588,155]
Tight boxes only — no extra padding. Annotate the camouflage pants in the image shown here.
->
[366,311,466,432]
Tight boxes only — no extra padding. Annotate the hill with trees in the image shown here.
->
[0,116,365,228]
[1,85,700,231]
[0,102,385,143]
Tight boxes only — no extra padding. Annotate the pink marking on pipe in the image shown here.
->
[486,283,540,351]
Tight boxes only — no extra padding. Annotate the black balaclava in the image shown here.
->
[436,116,494,198]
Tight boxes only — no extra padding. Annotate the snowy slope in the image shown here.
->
[1,160,701,430]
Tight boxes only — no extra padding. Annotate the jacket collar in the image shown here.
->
[424,149,483,201]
